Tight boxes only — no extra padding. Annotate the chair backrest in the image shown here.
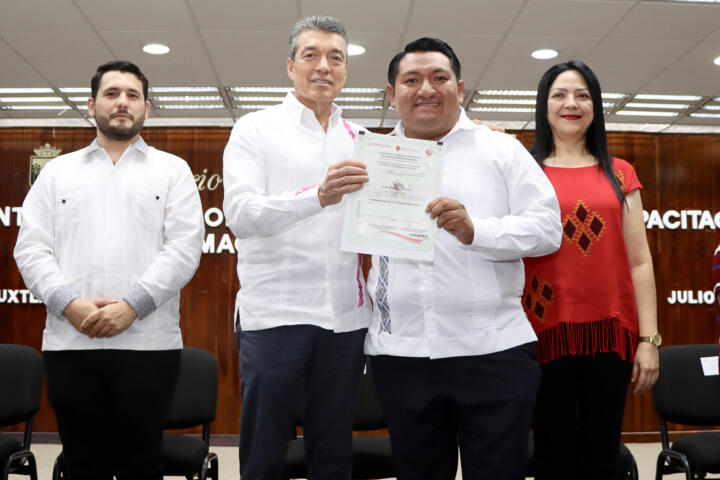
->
[652,344,720,426]
[353,360,387,431]
[0,344,43,426]
[164,347,219,429]
[293,359,387,432]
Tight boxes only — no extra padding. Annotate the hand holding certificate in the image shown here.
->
[341,130,444,261]
[318,159,369,207]
[426,197,475,246]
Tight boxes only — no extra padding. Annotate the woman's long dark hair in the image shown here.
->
[531,60,625,204]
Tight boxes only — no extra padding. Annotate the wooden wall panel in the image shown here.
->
[1,127,719,441]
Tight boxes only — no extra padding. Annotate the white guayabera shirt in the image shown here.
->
[14,137,205,351]
[223,92,370,333]
[365,109,562,359]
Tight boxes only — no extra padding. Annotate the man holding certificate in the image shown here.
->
[363,38,562,479]
[222,15,371,480]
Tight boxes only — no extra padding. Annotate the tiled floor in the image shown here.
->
[29,442,663,480]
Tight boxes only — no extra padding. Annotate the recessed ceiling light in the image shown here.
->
[601,93,628,100]
[340,105,382,110]
[229,87,292,93]
[662,0,720,3]
[477,90,536,96]
[152,96,223,102]
[336,96,383,102]
[235,104,274,110]
[616,110,678,117]
[690,112,720,118]
[469,107,535,113]
[473,99,535,105]
[347,44,366,56]
[231,96,285,102]
[2,105,69,110]
[0,88,54,94]
[151,87,217,93]
[714,55,720,66]
[142,43,170,55]
[634,94,702,101]
[342,87,383,93]
[60,88,90,93]
[624,102,690,110]
[531,49,558,60]
[0,97,64,103]
[155,104,224,109]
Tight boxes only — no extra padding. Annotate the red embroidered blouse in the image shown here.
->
[522,157,641,365]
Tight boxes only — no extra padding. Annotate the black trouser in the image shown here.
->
[533,353,633,480]
[236,325,367,480]
[372,342,540,480]
[44,349,181,480]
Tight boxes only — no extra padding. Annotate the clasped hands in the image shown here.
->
[63,298,137,339]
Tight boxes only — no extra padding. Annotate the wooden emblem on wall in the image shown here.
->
[29,143,61,186]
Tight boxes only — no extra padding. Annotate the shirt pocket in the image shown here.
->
[54,186,82,231]
[131,183,165,228]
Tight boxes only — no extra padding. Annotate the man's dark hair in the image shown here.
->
[91,60,149,101]
[387,37,461,86]
[531,60,625,204]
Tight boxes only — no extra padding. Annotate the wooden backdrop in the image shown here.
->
[1,127,718,442]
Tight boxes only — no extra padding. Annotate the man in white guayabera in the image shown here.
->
[222,15,371,480]
[14,60,204,480]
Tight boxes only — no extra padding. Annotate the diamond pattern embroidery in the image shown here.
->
[375,255,392,334]
[615,169,628,194]
[524,274,554,322]
[562,200,606,255]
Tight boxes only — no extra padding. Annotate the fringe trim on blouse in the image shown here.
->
[536,317,638,365]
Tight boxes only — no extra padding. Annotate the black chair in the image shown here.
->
[53,346,219,480]
[652,344,720,480]
[526,433,639,479]
[284,359,395,479]
[161,346,219,480]
[0,344,43,480]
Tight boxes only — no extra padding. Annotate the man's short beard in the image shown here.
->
[95,114,145,141]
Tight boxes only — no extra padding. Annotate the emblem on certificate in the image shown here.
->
[341,131,444,261]
[29,143,62,186]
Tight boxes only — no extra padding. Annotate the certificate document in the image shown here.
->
[341,130,444,261]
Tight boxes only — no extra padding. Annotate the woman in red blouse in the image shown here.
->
[524,60,659,480]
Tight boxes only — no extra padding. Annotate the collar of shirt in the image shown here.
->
[390,107,478,140]
[84,136,149,159]
[283,91,343,128]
